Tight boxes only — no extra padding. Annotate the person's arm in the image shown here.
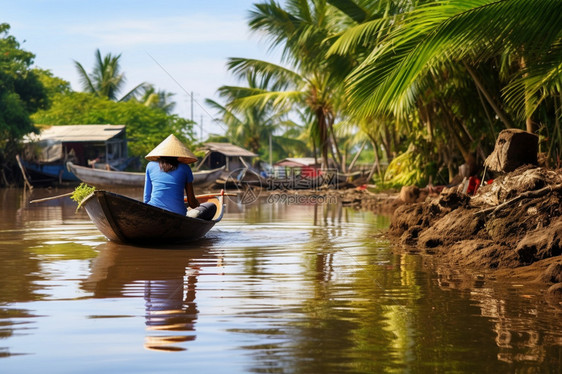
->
[185,182,200,208]
[143,166,152,203]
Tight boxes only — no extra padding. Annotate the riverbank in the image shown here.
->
[383,165,562,304]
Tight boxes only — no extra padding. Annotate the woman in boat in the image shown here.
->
[143,134,216,220]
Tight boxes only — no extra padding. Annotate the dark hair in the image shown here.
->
[159,157,179,172]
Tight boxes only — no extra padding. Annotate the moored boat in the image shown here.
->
[67,162,225,188]
[82,190,224,245]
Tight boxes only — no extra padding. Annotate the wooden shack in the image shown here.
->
[273,157,320,178]
[22,124,129,182]
[197,142,257,171]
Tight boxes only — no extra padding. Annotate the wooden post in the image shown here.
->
[15,155,33,191]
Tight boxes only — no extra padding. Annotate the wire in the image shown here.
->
[145,50,228,133]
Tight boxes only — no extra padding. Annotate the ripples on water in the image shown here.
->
[0,188,561,373]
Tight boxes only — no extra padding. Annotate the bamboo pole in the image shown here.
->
[30,192,73,204]
[187,192,238,202]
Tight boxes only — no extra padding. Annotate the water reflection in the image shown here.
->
[1,187,562,372]
[434,265,562,370]
[82,242,220,352]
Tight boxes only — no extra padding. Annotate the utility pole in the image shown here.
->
[269,133,273,169]
[190,91,194,122]
[200,115,203,142]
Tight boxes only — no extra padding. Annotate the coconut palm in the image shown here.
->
[206,71,305,163]
[137,84,176,114]
[221,0,356,169]
[327,0,562,174]
[332,0,562,130]
[74,49,146,102]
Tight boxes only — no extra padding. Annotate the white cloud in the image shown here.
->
[66,14,251,47]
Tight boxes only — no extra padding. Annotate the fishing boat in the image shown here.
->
[82,190,224,245]
[67,162,225,188]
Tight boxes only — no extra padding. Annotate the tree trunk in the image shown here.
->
[327,115,343,171]
[520,56,536,133]
[464,62,511,129]
[366,135,383,181]
[381,126,393,162]
[312,137,318,167]
[317,109,329,169]
[348,141,367,172]
[439,105,477,174]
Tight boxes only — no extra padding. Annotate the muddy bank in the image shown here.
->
[386,165,562,302]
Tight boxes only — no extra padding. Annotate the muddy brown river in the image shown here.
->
[1,187,561,373]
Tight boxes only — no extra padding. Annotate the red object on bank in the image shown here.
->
[467,176,481,195]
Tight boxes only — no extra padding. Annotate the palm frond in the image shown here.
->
[346,0,562,117]
[227,57,305,89]
[73,61,97,95]
[327,0,370,23]
[228,88,306,112]
[119,82,147,102]
[327,17,389,56]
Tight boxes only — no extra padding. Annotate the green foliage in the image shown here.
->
[0,24,47,140]
[0,23,48,184]
[32,91,196,164]
[70,183,96,210]
[378,130,446,188]
[216,0,357,168]
[33,68,72,97]
[381,145,427,188]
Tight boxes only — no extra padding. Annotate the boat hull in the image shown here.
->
[23,161,79,182]
[67,162,225,188]
[82,190,224,245]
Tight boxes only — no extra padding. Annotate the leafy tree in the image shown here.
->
[0,23,48,185]
[33,68,72,97]
[32,91,195,165]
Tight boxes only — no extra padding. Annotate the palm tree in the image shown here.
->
[74,49,146,101]
[328,0,562,173]
[206,72,304,163]
[137,84,176,114]
[332,0,562,131]
[220,0,356,169]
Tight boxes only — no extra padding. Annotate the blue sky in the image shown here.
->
[3,0,282,137]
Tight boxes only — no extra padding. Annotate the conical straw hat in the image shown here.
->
[145,134,198,164]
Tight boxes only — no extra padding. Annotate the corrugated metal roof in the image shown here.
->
[25,125,126,142]
[203,142,257,157]
[275,157,319,167]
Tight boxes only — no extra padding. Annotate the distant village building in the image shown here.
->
[273,157,320,178]
[22,124,129,182]
[197,142,257,171]
[24,124,128,166]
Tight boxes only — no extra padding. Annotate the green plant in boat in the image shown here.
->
[70,183,96,211]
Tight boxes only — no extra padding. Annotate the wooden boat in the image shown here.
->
[67,162,225,188]
[23,159,80,182]
[82,190,224,245]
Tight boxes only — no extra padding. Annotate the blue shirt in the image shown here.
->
[143,161,194,215]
